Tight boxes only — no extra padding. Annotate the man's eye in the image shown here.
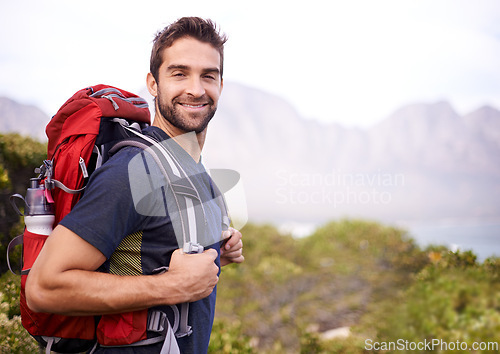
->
[204,75,216,80]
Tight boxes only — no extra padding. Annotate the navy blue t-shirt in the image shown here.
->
[60,126,223,353]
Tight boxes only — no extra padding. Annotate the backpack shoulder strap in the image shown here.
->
[109,127,230,339]
[109,127,204,251]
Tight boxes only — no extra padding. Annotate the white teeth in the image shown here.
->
[181,103,205,108]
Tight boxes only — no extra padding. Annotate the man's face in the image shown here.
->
[153,36,223,134]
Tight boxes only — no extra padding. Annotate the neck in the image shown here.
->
[152,113,206,163]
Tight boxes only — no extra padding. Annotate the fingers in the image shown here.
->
[204,249,220,274]
[220,228,244,266]
[172,249,182,257]
[223,227,242,251]
[225,253,245,263]
[222,246,243,259]
[203,248,219,259]
[220,251,244,266]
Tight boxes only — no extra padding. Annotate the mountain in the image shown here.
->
[203,82,500,224]
[1,82,499,225]
[0,97,50,141]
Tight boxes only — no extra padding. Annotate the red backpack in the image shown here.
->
[9,85,151,352]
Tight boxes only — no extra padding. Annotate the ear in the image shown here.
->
[220,78,224,93]
[146,72,158,97]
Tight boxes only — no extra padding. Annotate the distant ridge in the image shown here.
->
[204,82,500,224]
[1,82,499,224]
[0,97,50,141]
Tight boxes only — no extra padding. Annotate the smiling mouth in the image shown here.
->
[179,103,208,108]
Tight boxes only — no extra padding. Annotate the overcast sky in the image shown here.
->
[1,0,499,127]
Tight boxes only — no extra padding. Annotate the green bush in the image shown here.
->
[374,250,500,353]
[208,318,255,353]
[0,272,39,353]
[215,220,431,352]
[0,133,47,274]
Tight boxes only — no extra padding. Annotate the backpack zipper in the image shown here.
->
[102,95,120,110]
[79,157,89,178]
[91,88,149,110]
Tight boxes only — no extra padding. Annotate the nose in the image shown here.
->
[185,77,206,97]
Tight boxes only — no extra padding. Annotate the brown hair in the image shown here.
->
[150,17,228,82]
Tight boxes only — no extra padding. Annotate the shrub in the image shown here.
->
[0,272,39,353]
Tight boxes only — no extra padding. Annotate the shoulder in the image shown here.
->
[77,146,146,204]
[100,145,145,177]
[103,126,171,173]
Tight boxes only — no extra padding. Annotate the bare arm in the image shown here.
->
[26,224,219,316]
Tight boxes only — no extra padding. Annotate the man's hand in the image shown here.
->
[166,249,220,303]
[220,227,244,266]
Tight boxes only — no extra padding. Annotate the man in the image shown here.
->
[26,17,243,353]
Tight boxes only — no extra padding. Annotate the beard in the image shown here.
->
[156,91,217,134]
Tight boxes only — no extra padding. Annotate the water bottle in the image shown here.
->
[18,178,55,235]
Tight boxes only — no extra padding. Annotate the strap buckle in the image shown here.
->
[147,310,167,333]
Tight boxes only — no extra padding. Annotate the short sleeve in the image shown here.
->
[59,147,148,258]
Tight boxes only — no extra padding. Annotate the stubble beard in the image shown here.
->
[156,91,217,134]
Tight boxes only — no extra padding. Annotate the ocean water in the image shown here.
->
[401,220,500,262]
